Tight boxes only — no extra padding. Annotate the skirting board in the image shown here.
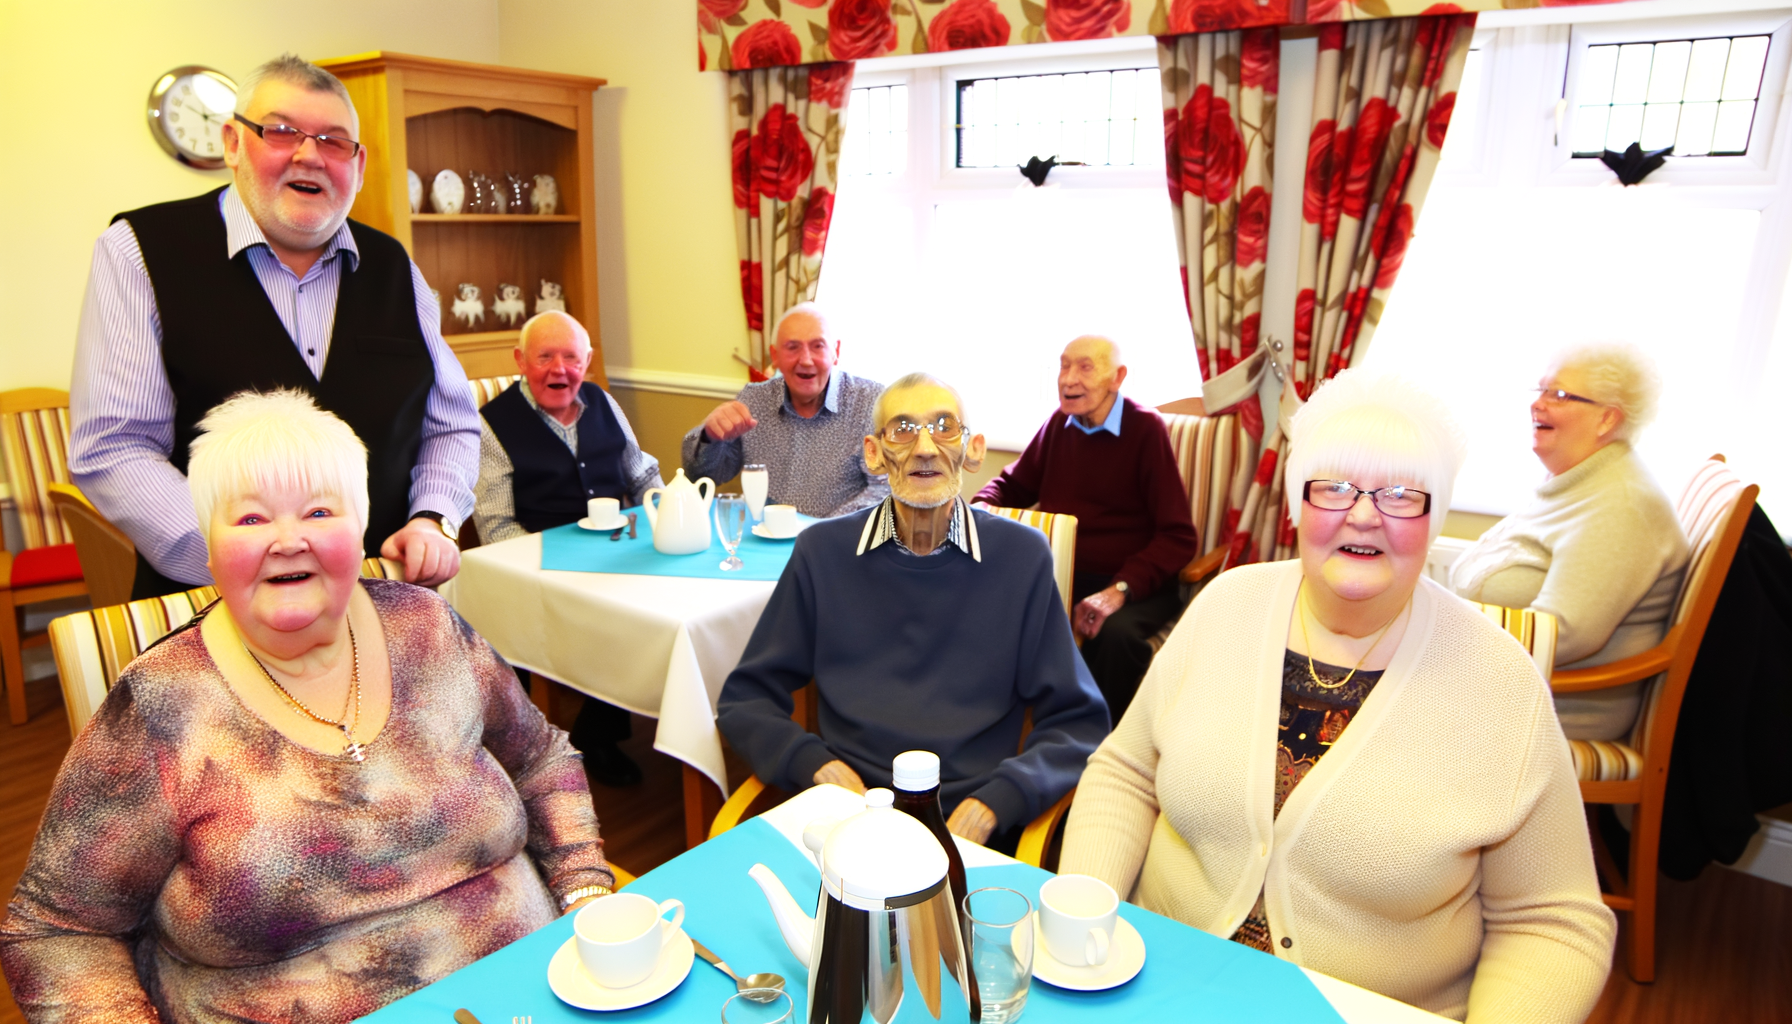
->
[604,366,742,401]
[1725,811,1792,889]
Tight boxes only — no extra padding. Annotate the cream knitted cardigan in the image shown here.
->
[1059,560,1615,1023]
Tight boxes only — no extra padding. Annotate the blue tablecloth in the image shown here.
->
[360,817,1345,1023]
[538,513,817,583]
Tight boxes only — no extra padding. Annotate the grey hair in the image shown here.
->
[1545,340,1660,441]
[1284,369,1469,548]
[1067,335,1125,373]
[235,54,357,128]
[773,301,834,342]
[188,389,370,551]
[873,372,967,429]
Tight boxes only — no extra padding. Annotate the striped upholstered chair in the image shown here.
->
[48,557,403,739]
[980,506,1078,617]
[1,388,85,725]
[468,374,522,406]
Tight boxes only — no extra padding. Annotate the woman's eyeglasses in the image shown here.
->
[1532,387,1602,407]
[233,114,363,161]
[879,415,966,446]
[1303,480,1431,518]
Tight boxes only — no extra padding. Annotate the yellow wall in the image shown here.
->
[0,0,506,391]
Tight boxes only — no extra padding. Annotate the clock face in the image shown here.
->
[148,66,237,169]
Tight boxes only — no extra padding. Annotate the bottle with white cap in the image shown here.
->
[890,750,979,1020]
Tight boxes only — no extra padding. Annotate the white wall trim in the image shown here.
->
[604,366,744,400]
[1726,812,1792,888]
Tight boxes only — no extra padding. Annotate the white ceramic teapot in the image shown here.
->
[641,468,715,555]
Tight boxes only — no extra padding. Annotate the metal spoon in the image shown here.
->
[689,936,785,1003]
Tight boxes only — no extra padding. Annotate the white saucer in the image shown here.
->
[1029,913,1145,991]
[578,516,630,532]
[547,927,694,1011]
[752,522,805,540]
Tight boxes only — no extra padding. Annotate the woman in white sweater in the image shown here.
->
[1060,370,1614,1023]
[1450,342,1688,740]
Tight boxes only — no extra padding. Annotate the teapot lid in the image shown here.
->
[819,788,949,910]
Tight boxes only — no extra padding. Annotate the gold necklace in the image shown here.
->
[1296,585,1403,691]
[241,620,365,762]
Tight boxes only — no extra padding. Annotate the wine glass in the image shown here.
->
[715,494,747,571]
[741,464,769,523]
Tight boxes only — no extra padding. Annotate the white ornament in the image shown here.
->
[451,283,486,328]
[407,169,423,214]
[535,279,566,315]
[492,283,527,327]
[532,174,559,215]
[431,169,465,215]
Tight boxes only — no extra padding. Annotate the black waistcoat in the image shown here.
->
[481,381,628,532]
[116,187,433,563]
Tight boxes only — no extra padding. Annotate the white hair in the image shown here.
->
[516,310,591,354]
[1545,340,1660,441]
[1067,335,1125,373]
[1284,369,1469,547]
[873,372,967,430]
[188,389,370,550]
[235,54,357,129]
[773,301,834,342]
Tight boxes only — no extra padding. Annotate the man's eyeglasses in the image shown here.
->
[1532,387,1602,407]
[1303,480,1432,518]
[233,113,363,161]
[879,415,966,446]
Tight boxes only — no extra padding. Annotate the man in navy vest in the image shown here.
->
[69,55,478,599]
[475,310,664,785]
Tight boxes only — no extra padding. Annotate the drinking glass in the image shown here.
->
[964,887,1034,1024]
[714,493,747,571]
[741,464,769,523]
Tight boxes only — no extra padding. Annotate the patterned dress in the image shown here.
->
[0,579,611,1024]
[1230,651,1385,953]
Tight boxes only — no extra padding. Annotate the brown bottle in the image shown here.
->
[891,750,981,1021]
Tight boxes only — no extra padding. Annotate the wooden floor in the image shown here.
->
[2,674,1787,1023]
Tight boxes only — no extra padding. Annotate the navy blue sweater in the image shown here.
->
[717,507,1111,830]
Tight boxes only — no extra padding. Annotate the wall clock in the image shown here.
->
[147,66,238,169]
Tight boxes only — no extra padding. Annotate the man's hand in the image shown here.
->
[1074,584,1126,640]
[703,400,758,443]
[381,517,462,587]
[946,798,997,846]
[813,759,867,794]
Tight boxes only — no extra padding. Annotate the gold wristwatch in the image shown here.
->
[411,511,460,545]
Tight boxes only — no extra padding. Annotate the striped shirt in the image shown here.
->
[68,186,479,586]
[856,495,981,562]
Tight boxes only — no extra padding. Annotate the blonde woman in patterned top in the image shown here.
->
[1060,370,1615,1022]
[1,390,613,1024]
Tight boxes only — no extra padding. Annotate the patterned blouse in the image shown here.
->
[0,579,611,1024]
[1230,651,1385,953]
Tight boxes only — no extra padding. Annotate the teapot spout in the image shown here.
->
[748,863,814,965]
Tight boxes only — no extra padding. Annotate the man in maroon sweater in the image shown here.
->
[974,336,1198,716]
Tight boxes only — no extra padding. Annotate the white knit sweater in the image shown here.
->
[1059,560,1615,1023]
[1449,442,1689,740]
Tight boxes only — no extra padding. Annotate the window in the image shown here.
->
[955,68,1163,169]
[1571,35,1770,157]
[841,85,909,177]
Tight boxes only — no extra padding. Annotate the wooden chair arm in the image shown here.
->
[1015,787,1076,868]
[609,863,638,888]
[1180,548,1226,585]
[46,481,94,510]
[1550,634,1677,694]
[708,774,768,840]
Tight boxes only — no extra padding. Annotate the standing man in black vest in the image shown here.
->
[69,55,477,599]
[475,310,664,784]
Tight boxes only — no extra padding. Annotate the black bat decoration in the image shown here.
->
[1017,155,1087,186]
[1600,142,1673,186]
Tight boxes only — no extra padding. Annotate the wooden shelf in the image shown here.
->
[411,213,580,223]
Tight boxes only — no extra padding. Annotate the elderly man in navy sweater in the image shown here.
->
[718,373,1110,848]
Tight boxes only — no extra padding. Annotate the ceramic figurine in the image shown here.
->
[535,279,565,314]
[532,174,559,215]
[430,169,464,215]
[407,169,423,214]
[492,283,527,326]
[504,172,532,215]
[451,283,486,328]
[465,171,496,213]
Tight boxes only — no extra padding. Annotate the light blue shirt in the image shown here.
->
[1063,394,1125,437]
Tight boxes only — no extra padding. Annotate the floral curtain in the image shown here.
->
[1229,14,1476,565]
[729,63,853,376]
[698,0,1616,70]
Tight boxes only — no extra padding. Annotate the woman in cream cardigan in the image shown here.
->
[1059,370,1614,1023]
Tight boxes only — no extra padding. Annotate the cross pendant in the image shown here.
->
[342,734,366,763]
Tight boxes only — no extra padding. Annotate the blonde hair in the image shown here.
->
[1284,369,1468,547]
[1546,340,1660,441]
[188,389,370,549]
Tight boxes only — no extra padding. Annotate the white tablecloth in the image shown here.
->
[442,532,774,794]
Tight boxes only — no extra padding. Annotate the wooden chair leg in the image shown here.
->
[683,764,723,850]
[1,588,25,725]
[1627,800,1661,983]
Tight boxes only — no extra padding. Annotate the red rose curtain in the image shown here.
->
[1231,14,1475,565]
[729,62,853,375]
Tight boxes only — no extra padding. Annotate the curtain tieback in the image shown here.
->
[1200,341,1272,416]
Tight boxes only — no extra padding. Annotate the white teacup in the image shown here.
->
[1038,874,1117,967]
[763,504,798,535]
[588,497,622,526]
[573,893,685,989]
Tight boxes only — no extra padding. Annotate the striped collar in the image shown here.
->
[220,184,359,271]
[856,496,981,562]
